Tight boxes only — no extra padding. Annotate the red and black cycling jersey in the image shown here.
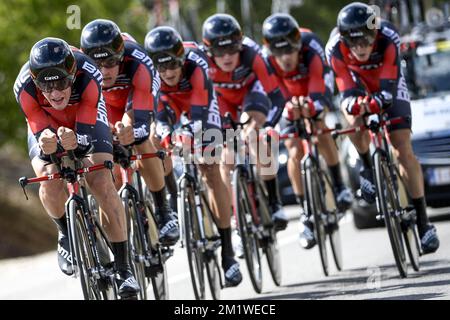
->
[155,42,221,138]
[14,47,109,157]
[265,28,334,113]
[326,20,404,100]
[102,33,159,143]
[200,37,287,127]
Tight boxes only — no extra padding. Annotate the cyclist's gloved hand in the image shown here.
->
[115,121,135,146]
[155,122,173,150]
[57,127,78,151]
[38,128,58,155]
[369,91,393,114]
[160,135,173,150]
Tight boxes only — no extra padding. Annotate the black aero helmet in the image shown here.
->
[80,19,124,61]
[262,13,301,55]
[202,13,243,56]
[29,37,77,92]
[337,2,378,46]
[144,26,185,68]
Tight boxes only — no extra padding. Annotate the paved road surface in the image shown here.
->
[1,206,449,300]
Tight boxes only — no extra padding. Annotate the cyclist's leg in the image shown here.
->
[340,103,375,203]
[28,126,72,274]
[387,96,439,253]
[84,120,139,296]
[126,110,179,246]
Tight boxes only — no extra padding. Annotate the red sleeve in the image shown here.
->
[330,55,358,94]
[379,42,398,81]
[308,54,326,96]
[252,54,280,94]
[76,80,101,126]
[190,66,209,108]
[19,90,55,135]
[131,63,155,112]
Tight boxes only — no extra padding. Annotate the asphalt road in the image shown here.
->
[1,205,449,300]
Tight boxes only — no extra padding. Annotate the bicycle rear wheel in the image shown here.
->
[232,168,263,293]
[254,177,282,286]
[395,167,421,272]
[303,158,329,276]
[69,200,107,300]
[374,153,408,278]
[200,191,222,300]
[205,251,221,300]
[143,187,170,300]
[322,172,343,271]
[180,181,206,300]
[122,190,147,300]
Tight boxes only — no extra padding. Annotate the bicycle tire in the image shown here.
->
[253,175,282,286]
[141,185,170,300]
[303,158,329,276]
[205,251,221,300]
[180,181,206,300]
[264,228,282,286]
[122,189,147,300]
[232,168,263,293]
[322,172,343,271]
[374,152,408,278]
[200,191,222,300]
[69,200,106,300]
[394,166,421,272]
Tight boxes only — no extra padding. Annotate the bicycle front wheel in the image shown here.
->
[180,180,206,300]
[374,152,408,278]
[122,189,147,300]
[69,200,106,300]
[303,158,329,276]
[232,168,263,293]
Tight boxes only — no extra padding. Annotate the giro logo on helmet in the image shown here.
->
[44,75,60,81]
[218,39,232,46]
[93,52,109,58]
[274,41,289,48]
[157,56,173,63]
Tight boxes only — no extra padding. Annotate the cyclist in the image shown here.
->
[201,13,289,231]
[144,26,243,287]
[80,19,179,247]
[13,37,140,297]
[262,13,353,249]
[326,2,439,253]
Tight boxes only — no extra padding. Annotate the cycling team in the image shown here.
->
[13,2,440,298]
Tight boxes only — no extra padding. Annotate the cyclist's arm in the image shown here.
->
[330,54,366,113]
[307,54,330,117]
[155,95,177,141]
[251,53,287,127]
[75,78,105,156]
[129,62,159,144]
[190,65,221,131]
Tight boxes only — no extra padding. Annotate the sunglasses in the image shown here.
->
[344,35,376,48]
[156,59,183,73]
[34,77,73,93]
[270,44,299,57]
[210,43,242,57]
[94,55,122,69]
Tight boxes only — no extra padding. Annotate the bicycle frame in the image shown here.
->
[19,153,115,283]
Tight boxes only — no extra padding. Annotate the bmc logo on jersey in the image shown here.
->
[131,49,153,68]
[13,68,31,100]
[82,61,103,83]
[96,95,109,126]
[187,51,208,73]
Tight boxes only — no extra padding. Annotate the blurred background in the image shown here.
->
[1,0,450,260]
